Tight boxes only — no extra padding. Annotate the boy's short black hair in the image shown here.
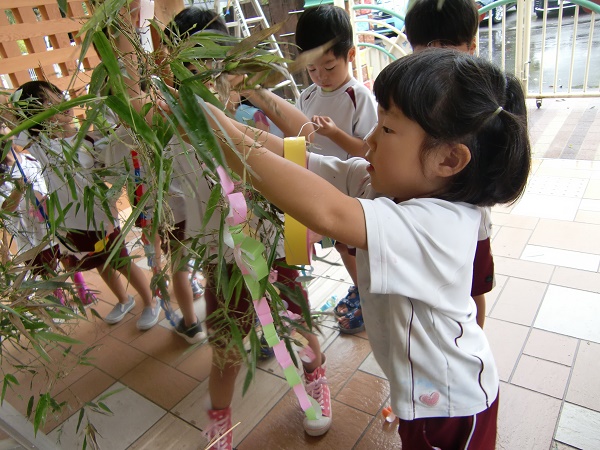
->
[373,49,531,207]
[295,5,353,59]
[15,80,63,137]
[405,0,480,48]
[163,7,229,44]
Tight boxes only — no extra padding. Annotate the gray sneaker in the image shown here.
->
[137,302,161,330]
[105,296,135,324]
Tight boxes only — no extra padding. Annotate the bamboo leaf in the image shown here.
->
[57,0,68,16]
[76,409,85,433]
[104,95,162,150]
[33,393,50,435]
[227,22,286,57]
[152,80,222,172]
[0,95,97,142]
[78,0,129,36]
[91,31,127,102]
[26,396,34,418]
[97,401,112,413]
[202,184,222,229]
[35,331,82,345]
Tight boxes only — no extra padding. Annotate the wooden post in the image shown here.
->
[266,0,310,91]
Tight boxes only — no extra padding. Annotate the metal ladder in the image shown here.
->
[215,0,300,99]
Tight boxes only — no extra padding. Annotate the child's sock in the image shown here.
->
[206,407,233,450]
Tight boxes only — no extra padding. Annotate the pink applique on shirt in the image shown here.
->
[419,391,440,407]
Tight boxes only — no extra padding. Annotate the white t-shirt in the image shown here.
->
[24,134,117,232]
[478,206,493,240]
[308,153,499,420]
[297,78,377,160]
[0,155,50,252]
[94,127,187,224]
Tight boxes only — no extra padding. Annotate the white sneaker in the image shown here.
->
[104,296,135,324]
[136,302,161,330]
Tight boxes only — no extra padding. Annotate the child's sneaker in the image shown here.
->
[258,334,275,360]
[334,285,361,316]
[190,277,204,300]
[174,316,206,344]
[136,302,161,330]
[206,407,233,450]
[104,295,135,324]
[337,307,365,334]
[303,364,332,436]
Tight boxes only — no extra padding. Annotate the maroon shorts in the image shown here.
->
[29,244,60,277]
[472,237,494,297]
[62,228,130,272]
[204,258,309,338]
[398,393,499,450]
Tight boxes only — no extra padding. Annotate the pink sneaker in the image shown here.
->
[206,407,233,450]
[303,365,332,436]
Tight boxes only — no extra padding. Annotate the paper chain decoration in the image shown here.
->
[216,155,320,422]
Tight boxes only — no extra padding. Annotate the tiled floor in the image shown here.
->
[2,97,600,449]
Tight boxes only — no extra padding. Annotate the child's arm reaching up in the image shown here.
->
[312,115,368,157]
[241,87,316,141]
[207,103,368,250]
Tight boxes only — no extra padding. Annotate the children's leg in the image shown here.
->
[173,270,196,324]
[116,261,154,308]
[207,348,240,450]
[299,331,322,373]
[98,265,129,304]
[209,346,243,410]
[473,294,486,328]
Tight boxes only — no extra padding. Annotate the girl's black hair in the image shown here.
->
[15,80,63,137]
[295,5,353,59]
[373,48,531,206]
[163,7,228,44]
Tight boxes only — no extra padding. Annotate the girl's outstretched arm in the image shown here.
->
[209,104,367,250]
[241,87,316,141]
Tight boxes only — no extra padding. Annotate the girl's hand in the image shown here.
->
[312,115,338,137]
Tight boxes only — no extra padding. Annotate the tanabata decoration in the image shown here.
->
[216,162,320,422]
[282,137,312,265]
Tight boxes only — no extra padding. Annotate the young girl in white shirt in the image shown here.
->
[14,81,159,330]
[205,48,531,449]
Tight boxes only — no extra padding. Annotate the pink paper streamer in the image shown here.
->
[216,166,235,194]
[217,166,314,419]
[273,341,292,368]
[293,384,313,411]
[226,192,247,226]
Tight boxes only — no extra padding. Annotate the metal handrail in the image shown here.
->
[347,0,599,103]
